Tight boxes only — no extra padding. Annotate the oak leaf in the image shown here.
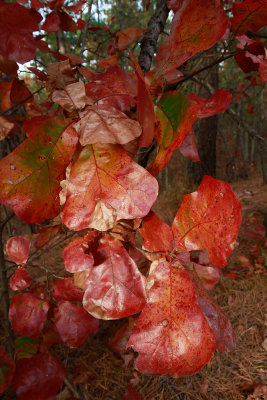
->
[83,235,146,319]
[127,259,216,376]
[172,176,242,267]
[0,117,78,223]
[62,143,158,231]
[13,354,66,400]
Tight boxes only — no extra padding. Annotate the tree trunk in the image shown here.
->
[187,51,219,184]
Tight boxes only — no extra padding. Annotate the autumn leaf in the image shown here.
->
[127,259,216,376]
[83,235,147,319]
[0,2,42,63]
[85,66,136,112]
[5,236,31,266]
[13,354,66,400]
[231,0,267,36]
[54,301,99,348]
[188,89,232,118]
[139,211,174,253]
[10,268,32,291]
[130,51,156,147]
[62,143,158,231]
[189,268,236,352]
[42,11,60,33]
[52,277,84,302]
[0,117,78,223]
[178,128,200,162]
[52,81,88,112]
[63,237,94,273]
[117,27,147,51]
[123,386,144,400]
[156,0,228,76]
[96,55,119,68]
[75,105,142,146]
[0,348,15,394]
[148,91,198,177]
[172,176,242,267]
[9,293,49,338]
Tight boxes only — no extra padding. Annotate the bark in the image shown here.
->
[137,0,169,167]
[188,54,219,184]
[138,0,169,74]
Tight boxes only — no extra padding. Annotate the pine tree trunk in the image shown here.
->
[188,52,219,184]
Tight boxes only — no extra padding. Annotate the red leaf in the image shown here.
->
[127,259,216,376]
[83,235,146,319]
[0,2,42,63]
[194,263,221,291]
[156,0,228,76]
[0,348,15,394]
[63,237,94,273]
[172,176,242,268]
[13,353,66,400]
[62,143,158,231]
[148,91,198,177]
[52,277,84,301]
[0,118,78,223]
[74,105,141,146]
[54,301,99,348]
[6,236,31,266]
[123,386,144,400]
[10,79,31,104]
[31,0,44,11]
[243,219,266,239]
[117,27,147,51]
[42,11,60,33]
[96,55,119,68]
[130,51,156,147]
[139,211,174,252]
[85,66,136,112]
[57,10,79,32]
[65,1,85,14]
[190,269,236,352]
[0,55,18,78]
[109,322,133,354]
[231,0,267,36]
[178,128,200,162]
[188,89,232,118]
[235,35,265,73]
[9,293,49,337]
[10,268,31,291]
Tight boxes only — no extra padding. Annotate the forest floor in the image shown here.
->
[1,173,267,400]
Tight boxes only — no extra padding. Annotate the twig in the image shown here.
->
[0,212,15,357]
[0,87,44,117]
[80,0,94,54]
[129,241,173,257]
[166,50,246,90]
[247,30,267,39]
[64,376,89,400]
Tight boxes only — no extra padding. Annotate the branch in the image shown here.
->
[247,30,267,39]
[138,0,170,74]
[80,0,94,54]
[166,50,246,90]
[0,87,44,117]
